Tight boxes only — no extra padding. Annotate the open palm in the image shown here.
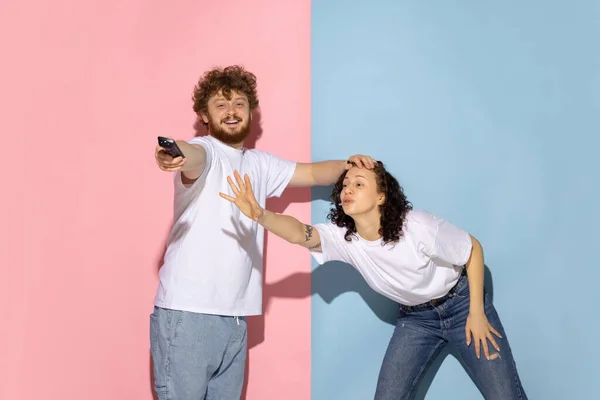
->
[219,170,263,221]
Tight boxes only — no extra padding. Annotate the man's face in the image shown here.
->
[202,90,251,145]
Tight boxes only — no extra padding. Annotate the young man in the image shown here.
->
[151,65,376,400]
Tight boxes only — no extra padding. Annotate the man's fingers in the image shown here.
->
[157,152,173,162]
[160,166,183,172]
[165,158,186,168]
[157,154,185,167]
[159,160,186,169]
[348,155,378,169]
[348,157,363,168]
[361,157,374,169]
[160,156,184,165]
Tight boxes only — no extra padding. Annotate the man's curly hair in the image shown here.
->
[328,161,413,244]
[192,65,259,125]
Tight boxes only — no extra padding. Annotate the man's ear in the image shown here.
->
[200,112,209,124]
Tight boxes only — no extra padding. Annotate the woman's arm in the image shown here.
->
[219,170,321,251]
[258,209,321,251]
[464,234,502,360]
[465,235,484,313]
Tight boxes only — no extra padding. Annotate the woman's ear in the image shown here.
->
[377,194,385,206]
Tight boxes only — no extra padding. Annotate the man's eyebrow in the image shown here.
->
[211,96,247,102]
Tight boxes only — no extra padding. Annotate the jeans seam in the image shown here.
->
[164,310,184,400]
[510,347,525,399]
[406,339,445,398]
[485,303,525,399]
[150,313,164,398]
[164,310,172,400]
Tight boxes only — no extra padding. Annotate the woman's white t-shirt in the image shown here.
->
[311,210,473,306]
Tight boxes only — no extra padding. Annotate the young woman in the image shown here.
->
[220,162,528,399]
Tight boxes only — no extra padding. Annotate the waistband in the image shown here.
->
[399,267,467,313]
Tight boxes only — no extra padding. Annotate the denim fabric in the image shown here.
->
[150,306,247,400]
[374,273,527,399]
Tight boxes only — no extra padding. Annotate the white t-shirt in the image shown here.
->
[154,135,296,316]
[311,210,473,306]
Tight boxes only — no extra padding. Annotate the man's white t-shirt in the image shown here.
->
[154,135,296,316]
[311,210,473,306]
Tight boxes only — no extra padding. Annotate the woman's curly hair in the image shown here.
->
[192,65,259,125]
[328,161,413,244]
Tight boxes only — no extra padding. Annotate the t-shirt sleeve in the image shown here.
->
[413,210,473,266]
[310,223,348,265]
[173,136,214,190]
[262,152,297,198]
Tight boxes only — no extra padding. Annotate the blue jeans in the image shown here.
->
[374,272,527,399]
[150,306,247,400]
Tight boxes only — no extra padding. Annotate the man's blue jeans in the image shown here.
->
[374,272,528,399]
[150,306,247,400]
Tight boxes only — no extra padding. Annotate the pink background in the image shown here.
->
[0,1,311,399]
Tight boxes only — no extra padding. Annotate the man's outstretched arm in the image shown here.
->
[155,139,208,184]
[288,154,377,187]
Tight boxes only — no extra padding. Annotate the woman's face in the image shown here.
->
[340,167,385,218]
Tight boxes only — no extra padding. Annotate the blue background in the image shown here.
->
[311,1,600,399]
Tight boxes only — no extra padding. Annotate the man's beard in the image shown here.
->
[208,116,251,146]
